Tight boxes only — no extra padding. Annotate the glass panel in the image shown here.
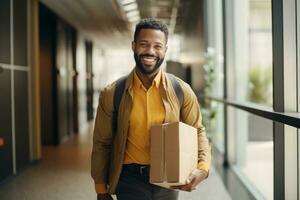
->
[297,0,300,110]
[203,0,224,99]
[284,125,298,199]
[296,2,300,194]
[232,108,273,199]
[232,0,273,106]
[247,0,273,106]
[296,1,300,196]
[202,0,225,152]
[298,128,300,198]
[207,101,224,151]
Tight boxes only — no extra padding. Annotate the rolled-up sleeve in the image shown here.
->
[180,83,211,174]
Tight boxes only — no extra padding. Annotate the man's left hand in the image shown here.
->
[171,169,208,192]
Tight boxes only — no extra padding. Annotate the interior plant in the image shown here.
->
[201,47,218,133]
[247,65,272,106]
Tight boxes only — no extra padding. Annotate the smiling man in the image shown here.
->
[91,18,211,200]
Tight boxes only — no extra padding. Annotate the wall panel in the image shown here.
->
[0,69,13,180]
[13,0,28,66]
[14,71,29,170]
[0,0,11,64]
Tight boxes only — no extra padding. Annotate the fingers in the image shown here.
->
[170,169,207,192]
[170,183,192,191]
[181,179,197,192]
[186,173,196,184]
[170,179,197,192]
[172,184,196,192]
[170,185,183,190]
[170,185,192,192]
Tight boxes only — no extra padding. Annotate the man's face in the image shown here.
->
[132,29,167,75]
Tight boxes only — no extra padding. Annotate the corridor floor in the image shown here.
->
[0,123,231,200]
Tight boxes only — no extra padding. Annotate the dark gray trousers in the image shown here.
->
[115,164,179,200]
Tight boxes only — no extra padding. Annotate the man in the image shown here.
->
[91,18,211,200]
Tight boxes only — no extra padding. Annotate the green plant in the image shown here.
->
[202,47,218,132]
[248,65,272,106]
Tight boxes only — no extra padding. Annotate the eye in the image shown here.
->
[155,45,163,50]
[139,42,148,47]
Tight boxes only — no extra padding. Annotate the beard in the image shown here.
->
[134,53,164,75]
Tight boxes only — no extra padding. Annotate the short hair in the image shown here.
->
[133,18,169,42]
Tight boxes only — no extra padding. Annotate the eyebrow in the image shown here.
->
[137,40,164,45]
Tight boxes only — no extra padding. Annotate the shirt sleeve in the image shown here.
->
[198,161,209,173]
[179,82,212,175]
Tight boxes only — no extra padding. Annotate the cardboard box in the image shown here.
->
[150,122,198,188]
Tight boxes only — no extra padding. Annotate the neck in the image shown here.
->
[135,68,159,89]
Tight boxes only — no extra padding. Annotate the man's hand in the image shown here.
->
[97,193,113,200]
[171,169,208,192]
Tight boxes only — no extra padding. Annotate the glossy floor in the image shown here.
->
[0,123,231,200]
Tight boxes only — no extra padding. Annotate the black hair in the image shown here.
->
[133,18,169,42]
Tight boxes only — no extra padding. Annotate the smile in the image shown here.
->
[141,56,157,64]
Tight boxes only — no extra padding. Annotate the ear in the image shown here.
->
[131,41,135,51]
[165,45,168,53]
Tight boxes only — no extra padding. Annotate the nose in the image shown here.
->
[145,45,156,55]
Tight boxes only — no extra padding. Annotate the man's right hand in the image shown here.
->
[97,193,113,200]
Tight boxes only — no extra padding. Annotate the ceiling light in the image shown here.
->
[117,0,140,25]
[123,3,138,12]
[126,10,139,18]
[119,0,136,5]
[128,16,140,23]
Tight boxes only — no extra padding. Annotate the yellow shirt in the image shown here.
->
[124,70,165,164]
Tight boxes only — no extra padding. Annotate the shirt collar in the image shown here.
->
[152,70,162,88]
[133,69,162,89]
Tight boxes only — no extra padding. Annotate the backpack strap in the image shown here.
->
[112,76,127,134]
[167,73,184,108]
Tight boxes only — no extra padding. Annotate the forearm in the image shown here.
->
[197,126,211,172]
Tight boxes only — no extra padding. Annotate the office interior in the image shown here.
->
[0,0,299,199]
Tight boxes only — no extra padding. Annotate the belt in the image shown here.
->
[123,164,150,176]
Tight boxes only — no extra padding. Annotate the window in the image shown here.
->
[229,0,272,106]
[203,0,225,152]
[229,108,273,199]
[247,0,272,106]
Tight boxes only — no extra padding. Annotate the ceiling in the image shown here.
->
[40,0,204,50]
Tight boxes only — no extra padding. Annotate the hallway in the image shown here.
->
[1,0,300,199]
[0,124,95,200]
[0,123,231,200]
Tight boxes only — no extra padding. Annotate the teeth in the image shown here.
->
[142,57,156,62]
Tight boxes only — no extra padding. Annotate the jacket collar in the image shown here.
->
[124,69,135,97]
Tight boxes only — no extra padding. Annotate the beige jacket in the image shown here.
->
[91,69,211,194]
